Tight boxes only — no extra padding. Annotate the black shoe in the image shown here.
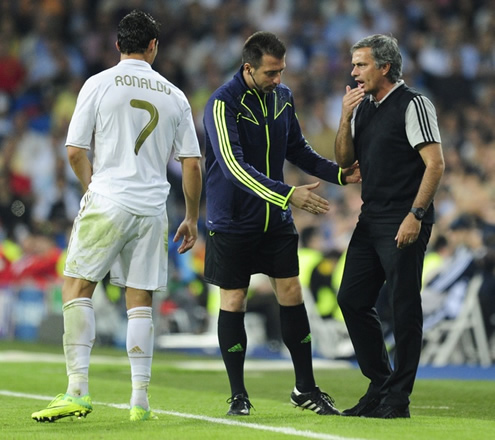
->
[361,403,410,419]
[342,394,381,417]
[290,386,341,415]
[226,394,253,416]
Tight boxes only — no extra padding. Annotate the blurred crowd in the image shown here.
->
[1,0,495,347]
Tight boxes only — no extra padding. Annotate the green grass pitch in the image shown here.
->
[1,340,494,440]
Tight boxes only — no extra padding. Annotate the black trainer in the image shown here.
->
[290,386,340,415]
[361,403,410,419]
[342,394,381,417]
[226,394,253,416]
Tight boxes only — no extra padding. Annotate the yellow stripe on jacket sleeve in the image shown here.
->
[213,99,291,208]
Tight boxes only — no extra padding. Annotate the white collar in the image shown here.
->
[370,80,404,107]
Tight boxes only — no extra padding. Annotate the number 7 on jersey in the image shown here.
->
[130,99,159,155]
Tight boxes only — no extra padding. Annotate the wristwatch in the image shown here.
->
[410,207,425,221]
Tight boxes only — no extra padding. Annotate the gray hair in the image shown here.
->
[351,34,402,83]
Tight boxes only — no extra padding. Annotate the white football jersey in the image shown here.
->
[66,59,201,216]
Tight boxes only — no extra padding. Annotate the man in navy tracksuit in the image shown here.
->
[203,31,360,416]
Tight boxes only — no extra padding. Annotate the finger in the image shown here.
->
[305,181,320,190]
[178,237,194,254]
[178,245,189,254]
[303,204,314,213]
[351,95,364,106]
[305,199,327,211]
[318,199,330,207]
[309,201,329,211]
[305,203,327,215]
[311,193,329,204]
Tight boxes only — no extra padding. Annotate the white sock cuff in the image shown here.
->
[63,297,93,311]
[127,306,153,319]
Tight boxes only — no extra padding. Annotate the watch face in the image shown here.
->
[412,208,425,219]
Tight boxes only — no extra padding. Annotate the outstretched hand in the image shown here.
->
[341,161,362,184]
[173,219,198,254]
[289,181,330,215]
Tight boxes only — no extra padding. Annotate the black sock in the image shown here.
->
[218,309,248,397]
[280,303,315,392]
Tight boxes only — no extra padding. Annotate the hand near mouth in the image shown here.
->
[341,84,365,120]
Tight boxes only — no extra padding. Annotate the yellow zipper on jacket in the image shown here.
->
[254,89,271,232]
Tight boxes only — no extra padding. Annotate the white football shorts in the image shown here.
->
[64,191,168,292]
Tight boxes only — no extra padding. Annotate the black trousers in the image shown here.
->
[338,220,432,406]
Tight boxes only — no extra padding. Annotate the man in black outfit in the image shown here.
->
[334,34,445,419]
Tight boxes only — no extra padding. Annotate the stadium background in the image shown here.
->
[0,0,494,365]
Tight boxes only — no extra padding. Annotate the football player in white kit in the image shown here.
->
[32,10,202,423]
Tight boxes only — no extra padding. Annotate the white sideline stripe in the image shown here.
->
[1,390,366,440]
[413,405,450,410]
[0,351,129,365]
[0,351,352,371]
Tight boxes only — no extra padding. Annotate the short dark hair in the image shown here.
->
[351,34,402,83]
[242,31,286,68]
[117,9,160,55]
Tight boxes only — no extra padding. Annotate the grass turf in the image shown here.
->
[1,340,494,440]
